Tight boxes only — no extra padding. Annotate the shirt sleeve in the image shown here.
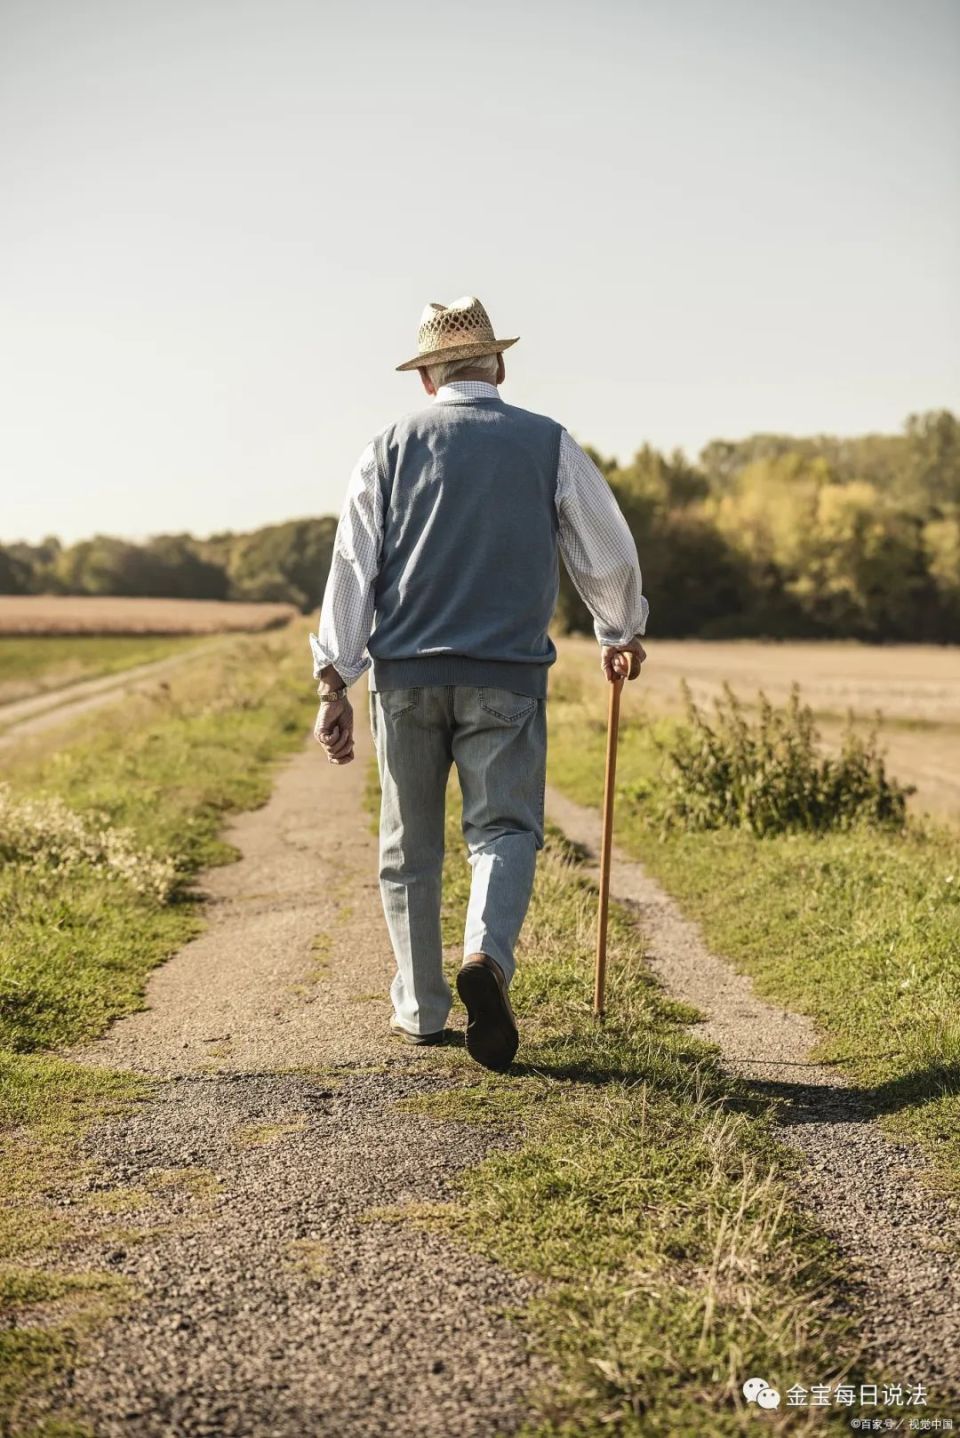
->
[309,440,383,686]
[555,428,649,646]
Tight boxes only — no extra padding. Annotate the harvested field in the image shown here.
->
[557,636,960,822]
[0,595,298,636]
[572,637,960,725]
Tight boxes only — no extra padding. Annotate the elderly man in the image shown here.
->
[311,296,647,1073]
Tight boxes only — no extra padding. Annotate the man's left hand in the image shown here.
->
[314,696,355,764]
[601,639,646,683]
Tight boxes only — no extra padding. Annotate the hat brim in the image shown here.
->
[395,336,519,373]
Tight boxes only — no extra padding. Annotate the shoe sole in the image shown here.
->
[456,964,519,1073]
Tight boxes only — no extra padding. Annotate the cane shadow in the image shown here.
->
[506,1003,744,1090]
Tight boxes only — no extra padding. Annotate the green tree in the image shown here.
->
[904,410,960,512]
[210,517,337,612]
[0,547,30,594]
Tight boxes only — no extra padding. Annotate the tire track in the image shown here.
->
[0,640,227,749]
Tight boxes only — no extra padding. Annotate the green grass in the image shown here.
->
[0,633,204,707]
[363,772,880,1436]
[546,659,960,1187]
[1,1327,101,1438]
[1,630,316,1052]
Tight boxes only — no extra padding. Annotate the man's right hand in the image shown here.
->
[601,640,646,683]
[314,696,355,765]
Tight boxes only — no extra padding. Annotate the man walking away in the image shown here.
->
[311,296,647,1073]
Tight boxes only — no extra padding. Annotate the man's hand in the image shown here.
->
[314,696,355,765]
[601,639,646,683]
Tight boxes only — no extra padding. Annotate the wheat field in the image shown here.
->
[0,595,298,635]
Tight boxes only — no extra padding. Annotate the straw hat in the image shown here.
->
[395,295,519,372]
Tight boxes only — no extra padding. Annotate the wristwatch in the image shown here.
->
[316,685,348,704]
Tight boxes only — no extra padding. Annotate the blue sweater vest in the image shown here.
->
[368,394,563,698]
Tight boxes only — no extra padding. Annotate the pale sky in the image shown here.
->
[2,0,958,545]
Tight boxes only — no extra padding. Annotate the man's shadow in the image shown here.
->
[742,1058,960,1130]
[509,1044,960,1132]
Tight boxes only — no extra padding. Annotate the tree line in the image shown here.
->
[561,407,959,641]
[3,409,958,642]
[0,518,339,616]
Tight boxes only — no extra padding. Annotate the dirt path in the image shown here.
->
[37,700,547,1438]
[0,642,224,749]
[546,783,960,1401]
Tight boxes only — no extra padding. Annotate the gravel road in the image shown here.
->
[34,701,549,1437]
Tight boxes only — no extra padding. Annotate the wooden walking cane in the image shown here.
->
[594,670,625,1020]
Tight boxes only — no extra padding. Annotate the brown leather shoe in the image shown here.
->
[456,954,519,1073]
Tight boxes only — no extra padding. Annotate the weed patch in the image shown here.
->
[656,682,910,835]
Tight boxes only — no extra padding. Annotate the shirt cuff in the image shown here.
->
[308,633,371,687]
[594,597,649,647]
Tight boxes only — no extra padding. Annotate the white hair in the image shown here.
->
[425,351,500,389]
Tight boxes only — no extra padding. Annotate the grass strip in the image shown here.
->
[366,771,865,1435]
[545,648,960,1187]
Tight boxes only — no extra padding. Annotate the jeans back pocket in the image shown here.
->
[378,687,421,717]
[477,687,536,723]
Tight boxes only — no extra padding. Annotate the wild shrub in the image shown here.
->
[656,683,911,835]
[0,783,176,902]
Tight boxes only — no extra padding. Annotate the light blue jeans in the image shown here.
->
[369,684,547,1036]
